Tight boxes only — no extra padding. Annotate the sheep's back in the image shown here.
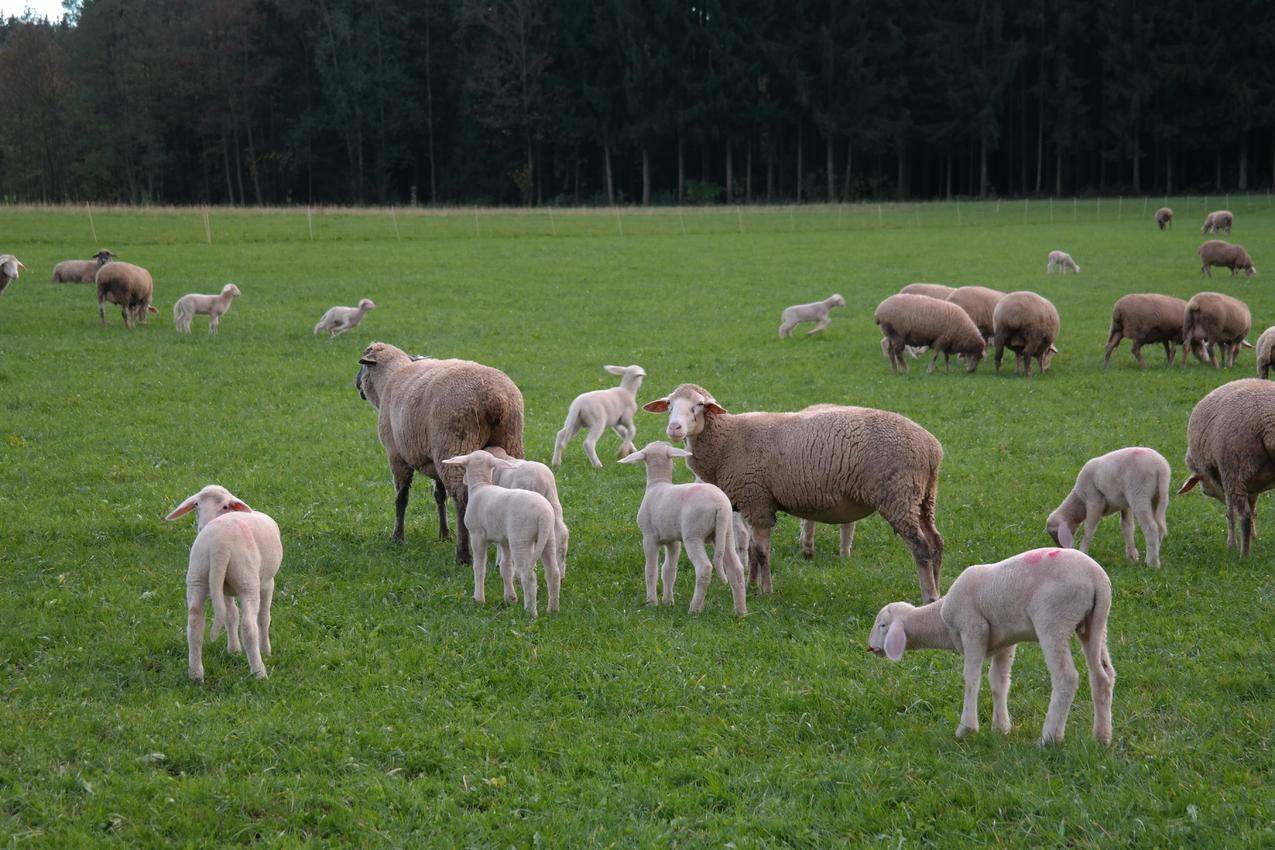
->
[1186,292,1250,341]
[875,293,981,347]
[946,286,1005,336]
[387,359,525,463]
[994,292,1060,343]
[1188,379,1275,478]
[1112,294,1186,341]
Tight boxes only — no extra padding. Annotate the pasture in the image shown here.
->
[1,200,1272,847]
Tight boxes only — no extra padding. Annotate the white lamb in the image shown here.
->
[552,364,645,467]
[868,548,1115,746]
[165,485,283,682]
[173,283,241,334]
[1046,447,1170,567]
[488,447,570,574]
[778,293,846,337]
[1046,250,1080,274]
[619,441,747,615]
[314,298,376,338]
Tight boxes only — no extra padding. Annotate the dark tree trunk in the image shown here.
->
[725,140,733,202]
[1239,133,1249,190]
[603,139,614,205]
[843,139,852,199]
[641,146,650,206]
[796,121,803,201]
[677,132,684,202]
[746,135,753,203]
[826,136,835,202]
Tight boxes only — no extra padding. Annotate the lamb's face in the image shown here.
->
[867,602,913,660]
[1045,510,1072,547]
[224,283,241,298]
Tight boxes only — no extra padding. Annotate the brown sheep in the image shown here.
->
[993,291,1060,377]
[96,261,157,329]
[945,285,1006,342]
[52,250,115,283]
[1200,210,1233,235]
[875,293,986,373]
[899,282,955,300]
[1198,240,1256,278]
[1181,292,1251,369]
[1103,294,1187,369]
[1155,208,1173,230]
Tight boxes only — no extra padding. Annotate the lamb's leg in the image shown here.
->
[988,645,1017,734]
[551,420,579,465]
[642,536,660,605]
[1081,629,1115,745]
[747,523,774,593]
[722,546,747,616]
[778,320,796,338]
[258,579,274,657]
[805,317,830,335]
[471,531,488,604]
[432,478,450,540]
[661,541,682,604]
[956,629,988,737]
[499,542,516,604]
[1119,508,1139,561]
[1038,633,1080,745]
[224,598,241,654]
[611,423,634,457]
[1102,330,1123,368]
[390,461,413,543]
[186,582,208,683]
[209,314,219,334]
[799,519,816,559]
[1134,505,1159,566]
[542,543,561,614]
[582,420,606,469]
[839,522,856,556]
[1078,505,1103,554]
[238,592,266,679]
[683,538,714,614]
[516,548,539,618]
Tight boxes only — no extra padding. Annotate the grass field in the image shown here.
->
[1,200,1272,847]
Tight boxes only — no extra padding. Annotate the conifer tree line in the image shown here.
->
[1,0,1272,206]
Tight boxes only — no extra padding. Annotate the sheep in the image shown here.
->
[1180,291,1251,369]
[993,291,1060,377]
[899,283,955,299]
[1046,250,1080,274]
[1155,207,1173,230]
[51,250,114,283]
[644,384,944,601]
[355,341,524,565]
[945,285,1005,344]
[1256,327,1275,379]
[552,364,645,467]
[798,519,855,558]
[1179,378,1275,555]
[1046,447,1170,567]
[0,254,25,298]
[441,450,561,618]
[314,298,376,338]
[874,293,986,373]
[96,261,157,329]
[867,548,1115,746]
[618,441,748,615]
[1197,239,1256,278]
[778,294,845,337]
[1201,209,1233,235]
[1102,293,1187,369]
[165,485,282,682]
[487,446,569,574]
[173,283,241,334]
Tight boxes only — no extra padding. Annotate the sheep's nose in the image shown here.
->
[666,425,684,439]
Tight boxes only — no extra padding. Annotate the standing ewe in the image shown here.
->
[945,285,1005,344]
[0,254,25,298]
[993,291,1060,377]
[1179,378,1275,555]
[644,384,944,601]
[1046,447,1170,567]
[867,548,1115,746]
[778,294,845,337]
[1256,327,1275,379]
[619,441,747,615]
[1197,240,1256,278]
[315,298,376,338]
[1046,250,1080,274]
[1155,207,1174,230]
[1181,291,1250,368]
[355,342,524,564]
[173,283,241,334]
[552,364,645,467]
[96,261,157,329]
[1102,293,1187,369]
[165,485,282,682]
[487,446,570,574]
[52,250,114,283]
[874,293,986,373]
[1201,210,1234,234]
[899,283,955,299]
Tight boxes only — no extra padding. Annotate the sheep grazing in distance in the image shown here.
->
[1256,327,1275,379]
[487,446,569,574]
[355,341,524,564]
[867,548,1115,746]
[1201,209,1233,235]
[552,364,645,467]
[0,254,26,298]
[1155,207,1174,230]
[993,291,1060,377]
[1046,447,1170,567]
[1198,239,1256,278]
[945,285,1006,344]
[644,384,944,601]
[165,485,283,682]
[1181,291,1251,369]
[314,298,376,338]
[778,293,845,337]
[173,283,241,334]
[442,450,562,618]
[619,441,748,615]
[1179,378,1275,555]
[96,261,157,329]
[874,293,986,373]
[1103,293,1187,369]
[52,250,114,283]
[1046,250,1080,274]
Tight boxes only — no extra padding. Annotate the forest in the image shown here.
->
[0,0,1272,206]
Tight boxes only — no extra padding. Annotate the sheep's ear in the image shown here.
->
[1048,344,1059,353]
[704,400,728,415]
[147,305,158,314]
[165,496,198,520]
[884,619,907,661]
[618,450,646,464]
[1178,475,1201,494]
[359,347,379,366]
[1057,522,1075,549]
[667,447,692,459]
[643,397,670,413]
[15,260,25,270]
[603,365,627,375]
[1241,339,1254,349]
[228,499,252,513]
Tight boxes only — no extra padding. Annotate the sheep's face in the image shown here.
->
[356,342,396,407]
[0,256,23,280]
[828,294,846,308]
[1042,344,1058,371]
[165,484,253,531]
[1045,510,1074,548]
[224,283,242,298]
[643,384,727,443]
[867,602,913,661]
[359,299,377,310]
[94,250,115,265]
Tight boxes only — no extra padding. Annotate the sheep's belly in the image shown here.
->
[789,499,874,524]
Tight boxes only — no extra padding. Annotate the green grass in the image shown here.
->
[0,201,1272,848]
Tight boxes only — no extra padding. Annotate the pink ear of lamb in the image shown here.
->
[228,499,252,513]
[884,619,907,661]
[165,497,198,520]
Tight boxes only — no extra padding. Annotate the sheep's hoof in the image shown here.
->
[955,723,977,738]
[189,670,204,683]
[645,597,658,606]
[734,606,748,617]
[995,720,1013,735]
[504,593,517,605]
[1125,550,1140,562]
[254,670,268,680]
[801,549,814,560]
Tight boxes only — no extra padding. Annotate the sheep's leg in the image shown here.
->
[611,422,634,457]
[683,538,714,614]
[258,579,274,657]
[1235,494,1256,556]
[516,549,539,618]
[224,597,242,654]
[1078,505,1102,553]
[390,461,413,543]
[1102,333,1122,370]
[499,542,516,604]
[994,336,1005,374]
[1081,629,1115,745]
[209,314,219,334]
[892,340,908,373]
[838,522,856,557]
[542,543,561,614]
[642,536,660,605]
[432,478,450,540]
[582,420,606,469]
[661,541,682,605]
[926,350,940,374]
[1225,498,1238,549]
[551,421,580,465]
[893,519,941,604]
[778,320,796,338]
[453,491,472,565]
[1162,341,1174,367]
[1130,341,1146,369]
[238,592,266,679]
[1132,505,1160,567]
[988,645,1016,734]
[955,630,987,737]
[471,532,488,604]
[1119,509,1139,561]
[186,582,208,683]
[799,519,816,559]
[805,317,830,335]
[721,545,747,616]
[1038,634,1080,745]
[747,524,774,593]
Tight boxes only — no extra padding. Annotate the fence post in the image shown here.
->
[390,206,400,240]
[615,206,623,236]
[737,206,743,234]
[203,207,212,244]
[307,207,314,240]
[86,202,97,242]
[473,207,481,238]
[1073,197,1077,221]
[956,201,961,225]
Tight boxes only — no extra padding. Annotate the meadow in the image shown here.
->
[0,199,1272,848]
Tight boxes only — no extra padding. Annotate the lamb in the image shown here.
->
[0,254,25,298]
[552,364,645,467]
[1180,291,1251,368]
[441,450,562,617]
[993,291,1060,377]
[1155,207,1173,230]
[1046,250,1080,274]
[1197,239,1256,278]
[899,283,955,299]
[874,293,986,373]
[867,548,1114,746]
[355,341,524,564]
[644,384,944,601]
[1179,378,1275,555]
[314,298,376,338]
[173,283,241,334]
[96,261,158,329]
[1201,209,1233,235]
[487,446,569,574]
[618,441,748,615]
[51,250,114,283]
[945,285,1005,343]
[778,294,845,337]
[1102,293,1187,369]
[1256,327,1275,379]
[1046,447,1170,567]
[165,485,282,682]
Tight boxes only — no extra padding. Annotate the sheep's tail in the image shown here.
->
[534,509,556,571]
[1154,462,1170,534]
[558,398,581,434]
[713,504,737,582]
[207,549,232,641]
[1079,569,1113,660]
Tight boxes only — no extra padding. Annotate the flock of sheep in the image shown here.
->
[2,203,1270,749]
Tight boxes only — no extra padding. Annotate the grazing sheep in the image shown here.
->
[1179,378,1275,555]
[899,283,955,299]
[51,250,114,283]
[488,446,569,574]
[993,291,1060,377]
[314,298,376,338]
[619,441,748,615]
[1046,250,1080,274]
[552,364,645,468]
[644,384,944,601]
[1256,327,1275,379]
[798,519,855,558]
[0,254,25,298]
[442,450,562,617]
[165,485,282,682]
[96,261,157,329]
[355,342,524,564]
[1102,293,1187,369]
[874,293,986,373]
[1197,239,1256,278]
[1181,291,1251,368]
[173,283,241,334]
[867,548,1115,746]
[1155,207,1173,230]
[945,285,1006,343]
[1201,209,1233,235]
[778,293,846,337]
[1046,447,1170,567]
